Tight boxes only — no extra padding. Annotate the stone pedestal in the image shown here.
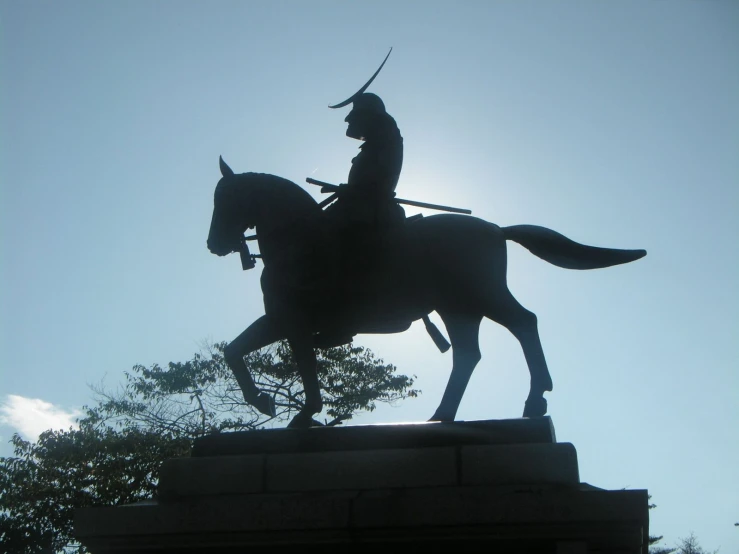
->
[75,418,649,553]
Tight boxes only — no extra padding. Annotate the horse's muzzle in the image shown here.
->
[207,239,233,257]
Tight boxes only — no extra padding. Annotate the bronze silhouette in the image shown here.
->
[207,50,645,428]
[324,48,405,238]
[207,158,646,428]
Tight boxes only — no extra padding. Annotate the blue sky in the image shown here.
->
[1,1,737,550]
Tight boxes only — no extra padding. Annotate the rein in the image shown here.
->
[237,211,322,272]
[239,235,260,270]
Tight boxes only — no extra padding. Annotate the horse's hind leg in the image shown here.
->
[429,312,483,422]
[224,315,283,417]
[486,291,553,418]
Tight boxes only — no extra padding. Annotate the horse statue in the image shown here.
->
[207,157,646,428]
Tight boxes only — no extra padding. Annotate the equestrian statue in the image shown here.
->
[206,50,646,428]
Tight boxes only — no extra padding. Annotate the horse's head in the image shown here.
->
[207,157,256,256]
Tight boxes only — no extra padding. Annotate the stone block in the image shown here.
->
[350,486,648,541]
[460,442,579,486]
[265,446,458,492]
[557,541,588,554]
[192,417,556,457]
[75,419,650,553]
[158,455,265,500]
[76,493,353,536]
[76,487,649,552]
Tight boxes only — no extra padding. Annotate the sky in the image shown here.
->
[1,0,737,550]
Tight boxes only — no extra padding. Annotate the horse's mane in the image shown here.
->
[241,172,318,210]
[232,172,322,239]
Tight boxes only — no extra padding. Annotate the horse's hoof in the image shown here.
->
[523,396,547,418]
[254,393,276,417]
[428,411,453,422]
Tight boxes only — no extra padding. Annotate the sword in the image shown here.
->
[305,178,472,215]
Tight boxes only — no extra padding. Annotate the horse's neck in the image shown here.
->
[246,174,319,258]
[252,177,311,222]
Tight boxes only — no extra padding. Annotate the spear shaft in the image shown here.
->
[305,178,472,215]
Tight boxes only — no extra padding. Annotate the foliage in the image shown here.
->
[671,533,718,554]
[651,541,677,554]
[0,427,190,554]
[0,341,418,553]
[647,497,719,554]
[649,495,676,554]
[86,340,418,432]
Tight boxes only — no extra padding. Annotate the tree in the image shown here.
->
[649,495,676,554]
[0,341,418,554]
[672,533,718,554]
[87,340,417,432]
[0,427,190,554]
[646,498,720,554]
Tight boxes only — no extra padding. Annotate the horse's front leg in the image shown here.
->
[224,315,283,417]
[286,332,323,429]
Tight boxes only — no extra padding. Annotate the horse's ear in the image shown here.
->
[219,156,234,177]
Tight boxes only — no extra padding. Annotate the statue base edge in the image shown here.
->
[75,418,649,553]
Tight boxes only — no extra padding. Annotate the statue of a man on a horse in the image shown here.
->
[206,51,646,428]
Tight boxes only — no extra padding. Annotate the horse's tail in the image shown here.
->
[502,225,646,270]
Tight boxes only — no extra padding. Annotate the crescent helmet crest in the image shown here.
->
[328,47,393,109]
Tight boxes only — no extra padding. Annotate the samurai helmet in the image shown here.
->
[329,48,392,112]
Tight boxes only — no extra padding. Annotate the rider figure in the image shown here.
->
[329,92,406,244]
[325,50,406,277]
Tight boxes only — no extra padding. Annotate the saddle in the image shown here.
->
[260,206,427,350]
[310,214,431,349]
